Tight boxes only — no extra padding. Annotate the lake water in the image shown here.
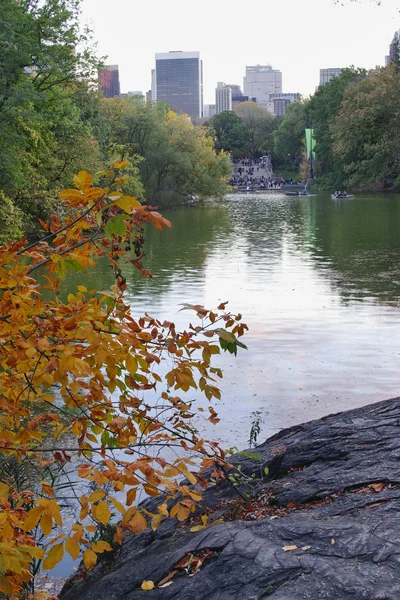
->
[64,190,400,450]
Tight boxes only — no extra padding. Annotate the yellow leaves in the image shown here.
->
[126,509,147,533]
[126,488,137,506]
[91,541,112,553]
[110,497,126,515]
[112,160,128,169]
[40,513,52,536]
[82,548,97,570]
[42,542,64,571]
[77,285,87,293]
[0,482,9,503]
[59,189,84,203]
[170,503,191,522]
[125,354,138,375]
[114,195,141,213]
[20,545,45,560]
[41,481,55,497]
[23,507,43,532]
[65,536,81,560]
[141,581,155,591]
[73,170,93,191]
[87,490,106,503]
[92,501,111,525]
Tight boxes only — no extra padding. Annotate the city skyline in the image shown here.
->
[82,0,399,104]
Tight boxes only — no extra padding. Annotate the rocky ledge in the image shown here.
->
[60,397,400,600]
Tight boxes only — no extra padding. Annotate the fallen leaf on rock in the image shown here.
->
[370,483,385,493]
[331,538,336,545]
[158,582,174,588]
[141,580,155,591]
[301,546,311,551]
[282,545,298,552]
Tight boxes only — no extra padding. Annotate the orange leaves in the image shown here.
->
[73,170,93,190]
[0,164,248,595]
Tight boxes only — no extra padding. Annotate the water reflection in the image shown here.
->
[61,191,400,449]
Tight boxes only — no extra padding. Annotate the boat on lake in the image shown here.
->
[285,190,308,197]
[331,193,354,199]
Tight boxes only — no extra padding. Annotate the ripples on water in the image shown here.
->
[65,191,400,449]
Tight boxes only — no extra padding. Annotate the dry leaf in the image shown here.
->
[282,545,298,552]
[331,538,336,545]
[370,483,385,493]
[301,546,311,551]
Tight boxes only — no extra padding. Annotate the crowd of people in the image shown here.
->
[230,157,302,190]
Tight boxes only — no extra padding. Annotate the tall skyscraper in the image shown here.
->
[155,51,203,119]
[387,30,400,64]
[319,68,343,86]
[215,82,232,114]
[151,69,157,101]
[98,65,120,98]
[243,65,282,104]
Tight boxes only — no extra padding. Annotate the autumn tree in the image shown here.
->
[100,98,232,205]
[0,162,247,596]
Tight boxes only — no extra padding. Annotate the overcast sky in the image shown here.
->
[81,0,399,104]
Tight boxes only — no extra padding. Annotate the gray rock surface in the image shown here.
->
[60,397,400,600]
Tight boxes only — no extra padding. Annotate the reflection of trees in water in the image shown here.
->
[60,205,232,302]
[59,193,400,307]
[285,193,400,305]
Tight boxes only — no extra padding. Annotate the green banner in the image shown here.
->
[305,129,316,159]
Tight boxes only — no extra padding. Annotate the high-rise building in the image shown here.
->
[146,90,152,104]
[215,82,232,114]
[243,65,282,104]
[387,30,400,64]
[151,69,157,101]
[319,68,343,86]
[155,51,203,119]
[98,65,120,98]
[267,93,301,116]
[227,84,242,96]
[203,104,216,118]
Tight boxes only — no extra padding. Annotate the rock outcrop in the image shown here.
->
[60,397,400,600]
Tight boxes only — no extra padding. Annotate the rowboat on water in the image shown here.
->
[331,193,354,199]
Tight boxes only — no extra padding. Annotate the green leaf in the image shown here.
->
[64,258,84,272]
[105,215,127,237]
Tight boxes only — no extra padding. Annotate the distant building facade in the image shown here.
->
[146,90,152,104]
[387,30,400,64]
[203,104,216,118]
[151,69,157,101]
[98,65,120,98]
[243,65,282,104]
[155,51,203,119]
[319,68,343,86]
[267,93,301,116]
[215,82,232,114]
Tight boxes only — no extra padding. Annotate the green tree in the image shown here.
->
[101,99,231,204]
[273,101,308,171]
[307,68,366,188]
[332,65,400,188]
[209,111,250,157]
[234,102,276,158]
[0,0,102,238]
